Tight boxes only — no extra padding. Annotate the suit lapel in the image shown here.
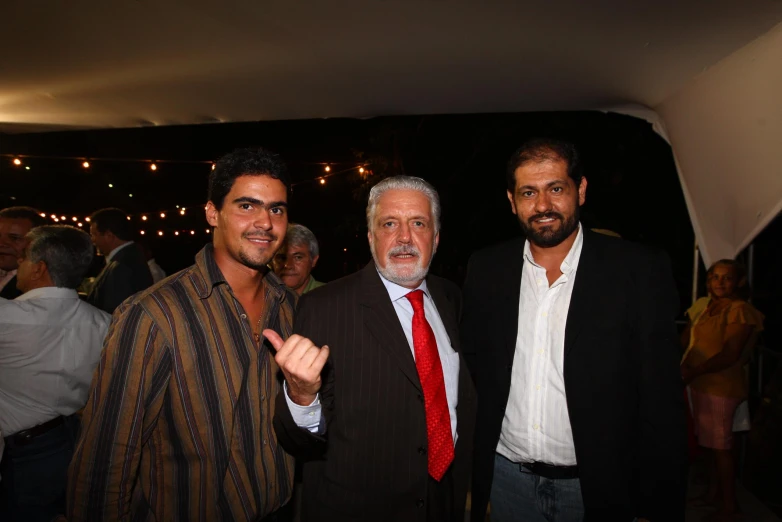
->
[504,238,525,362]
[427,278,460,353]
[359,263,422,393]
[564,230,600,356]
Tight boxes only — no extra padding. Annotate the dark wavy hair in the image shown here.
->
[208,147,290,210]
[506,138,583,192]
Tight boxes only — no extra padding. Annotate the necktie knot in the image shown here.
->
[405,289,425,311]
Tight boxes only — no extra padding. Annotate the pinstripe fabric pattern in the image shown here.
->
[274,262,476,522]
[67,244,296,522]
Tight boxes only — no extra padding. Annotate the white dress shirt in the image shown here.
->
[147,258,167,283]
[0,287,112,436]
[497,225,584,466]
[287,272,461,443]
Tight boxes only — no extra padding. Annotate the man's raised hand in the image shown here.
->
[263,330,329,406]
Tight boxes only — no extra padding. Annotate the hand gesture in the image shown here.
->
[263,330,329,406]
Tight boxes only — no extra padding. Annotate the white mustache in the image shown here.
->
[388,245,420,257]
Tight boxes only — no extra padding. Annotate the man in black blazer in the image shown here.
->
[0,206,46,299]
[268,176,476,522]
[462,139,687,522]
[87,208,153,313]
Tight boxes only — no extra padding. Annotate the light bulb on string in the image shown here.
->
[175,231,180,236]
[12,158,21,166]
[140,230,145,235]
[158,231,163,236]
[319,178,326,185]
[142,216,148,221]
[71,217,77,222]
[85,217,91,222]
[180,209,185,215]
[50,214,56,219]
[211,163,215,171]
[160,213,166,219]
[25,166,30,171]
[82,161,90,169]
[108,184,113,188]
[53,218,59,222]
[359,167,365,174]
[128,194,133,198]
[324,165,331,172]
[60,216,66,221]
[206,229,210,234]
[190,230,195,235]
[77,222,83,227]
[150,163,157,171]
[39,213,46,218]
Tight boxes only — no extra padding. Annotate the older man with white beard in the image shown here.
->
[268,176,476,522]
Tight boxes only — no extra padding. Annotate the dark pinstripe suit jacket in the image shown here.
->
[274,262,476,522]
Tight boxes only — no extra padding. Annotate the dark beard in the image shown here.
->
[518,207,580,248]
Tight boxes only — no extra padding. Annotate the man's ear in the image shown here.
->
[31,260,48,282]
[205,201,219,227]
[506,190,518,216]
[311,255,319,269]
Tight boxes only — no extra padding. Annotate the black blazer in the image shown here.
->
[462,230,687,522]
[274,262,477,522]
[87,242,153,314]
[0,275,21,299]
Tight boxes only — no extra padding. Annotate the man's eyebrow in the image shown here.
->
[517,180,566,191]
[231,197,288,208]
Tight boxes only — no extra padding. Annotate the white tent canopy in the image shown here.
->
[2,1,781,264]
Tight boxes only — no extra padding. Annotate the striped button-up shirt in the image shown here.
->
[67,244,297,522]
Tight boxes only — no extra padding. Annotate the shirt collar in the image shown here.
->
[106,241,134,262]
[376,269,429,302]
[16,286,79,301]
[523,223,584,275]
[193,243,289,303]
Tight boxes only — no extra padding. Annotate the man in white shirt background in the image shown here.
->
[0,225,111,522]
[0,206,46,299]
[462,138,687,522]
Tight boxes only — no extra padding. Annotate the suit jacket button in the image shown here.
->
[418,446,426,455]
[416,498,425,508]
[417,394,423,402]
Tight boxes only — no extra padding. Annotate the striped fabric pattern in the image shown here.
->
[67,244,296,522]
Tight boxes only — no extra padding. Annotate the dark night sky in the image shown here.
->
[0,111,701,311]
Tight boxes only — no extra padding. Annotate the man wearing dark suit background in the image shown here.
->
[0,206,45,299]
[87,208,153,313]
[462,139,687,522]
[267,176,476,522]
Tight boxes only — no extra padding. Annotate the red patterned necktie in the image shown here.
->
[405,289,454,481]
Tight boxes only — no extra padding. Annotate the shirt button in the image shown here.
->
[263,439,268,445]
[308,411,315,416]
[536,385,541,391]
[417,394,423,402]
[533,424,540,430]
[542,312,548,317]
[240,313,247,319]
[260,395,266,401]
[418,446,427,455]
[416,498,425,508]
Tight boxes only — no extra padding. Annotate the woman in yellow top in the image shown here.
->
[681,259,764,522]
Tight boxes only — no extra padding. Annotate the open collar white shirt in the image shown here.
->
[497,225,584,466]
[0,286,112,435]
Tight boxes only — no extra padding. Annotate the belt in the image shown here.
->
[521,461,579,480]
[7,416,64,446]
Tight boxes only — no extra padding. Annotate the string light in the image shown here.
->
[140,230,145,235]
[53,218,59,222]
[359,167,365,174]
[129,194,133,198]
[108,184,113,188]
[13,158,21,166]
[190,230,195,235]
[82,161,90,168]
[60,215,66,220]
[205,229,210,234]
[150,163,157,171]
[77,222,83,227]
[142,216,148,221]
[50,214,56,219]
[126,216,131,220]
[85,217,91,222]
[39,213,46,218]
[211,164,215,171]
[320,178,326,185]
[158,231,163,236]
[71,217,77,222]
[324,165,331,172]
[175,231,179,236]
[160,212,166,218]
[25,166,30,170]
[179,209,185,215]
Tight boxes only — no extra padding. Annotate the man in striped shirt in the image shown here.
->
[67,148,300,522]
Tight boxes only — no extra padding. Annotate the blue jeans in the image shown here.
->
[490,453,585,522]
[0,416,79,522]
